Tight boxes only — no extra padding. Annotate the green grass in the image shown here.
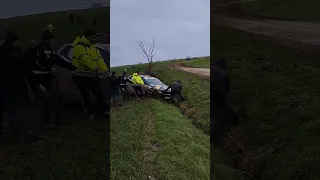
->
[240,0,320,21]
[184,57,210,68]
[212,25,320,179]
[110,99,210,180]
[112,60,241,179]
[0,110,108,180]
[0,7,109,49]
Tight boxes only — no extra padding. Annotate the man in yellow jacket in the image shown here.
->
[131,71,145,99]
[72,29,109,119]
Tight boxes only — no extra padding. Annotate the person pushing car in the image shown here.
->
[131,71,145,99]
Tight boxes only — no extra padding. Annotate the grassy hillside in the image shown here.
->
[184,57,210,68]
[212,25,320,179]
[111,60,241,179]
[0,7,109,49]
[111,100,210,179]
[240,0,320,21]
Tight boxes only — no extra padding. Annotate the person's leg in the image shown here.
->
[45,75,63,125]
[132,85,140,99]
[5,88,22,139]
[111,89,116,107]
[74,75,92,116]
[170,90,177,102]
[176,91,185,101]
[138,86,144,98]
[90,78,109,114]
[27,75,42,103]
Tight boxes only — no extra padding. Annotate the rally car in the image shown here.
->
[128,75,171,100]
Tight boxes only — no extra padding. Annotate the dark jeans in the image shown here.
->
[171,90,185,101]
[0,80,30,137]
[27,74,42,102]
[132,85,143,97]
[36,74,62,125]
[73,75,108,115]
[111,88,119,101]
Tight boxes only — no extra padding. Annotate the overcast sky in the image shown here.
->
[0,0,109,18]
[110,0,210,67]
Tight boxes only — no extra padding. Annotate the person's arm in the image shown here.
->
[95,49,108,72]
[74,45,98,71]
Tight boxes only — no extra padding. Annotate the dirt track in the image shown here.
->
[176,64,210,78]
[213,0,320,47]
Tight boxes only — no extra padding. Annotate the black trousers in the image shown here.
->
[132,85,143,97]
[171,90,185,101]
[36,74,62,125]
[73,75,108,115]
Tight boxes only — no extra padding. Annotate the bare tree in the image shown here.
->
[138,39,156,73]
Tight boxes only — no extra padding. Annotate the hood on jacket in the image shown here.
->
[133,73,139,76]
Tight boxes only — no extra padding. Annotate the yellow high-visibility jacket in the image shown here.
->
[72,36,98,71]
[91,44,108,72]
[132,73,144,85]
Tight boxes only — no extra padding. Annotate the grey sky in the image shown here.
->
[0,0,109,18]
[110,0,210,67]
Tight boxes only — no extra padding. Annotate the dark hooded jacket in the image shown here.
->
[211,58,230,95]
[0,32,26,87]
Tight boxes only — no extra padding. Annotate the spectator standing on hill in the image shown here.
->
[70,13,75,24]
[110,72,120,107]
[77,15,81,24]
[92,17,97,28]
[122,69,127,79]
[0,31,30,139]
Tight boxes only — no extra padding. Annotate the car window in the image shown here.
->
[143,77,163,85]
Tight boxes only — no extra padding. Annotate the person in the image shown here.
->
[166,80,185,102]
[119,76,130,102]
[92,17,96,28]
[30,30,62,126]
[131,71,145,99]
[0,31,30,139]
[70,13,75,24]
[25,39,42,103]
[211,58,238,146]
[72,29,109,119]
[76,15,81,24]
[122,69,127,79]
[110,72,120,107]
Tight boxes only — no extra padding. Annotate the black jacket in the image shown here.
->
[0,44,26,86]
[110,75,120,91]
[32,41,56,72]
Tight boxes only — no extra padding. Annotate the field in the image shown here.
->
[0,7,109,49]
[110,60,211,179]
[240,0,320,21]
[212,25,320,179]
[0,7,110,180]
[184,57,210,68]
